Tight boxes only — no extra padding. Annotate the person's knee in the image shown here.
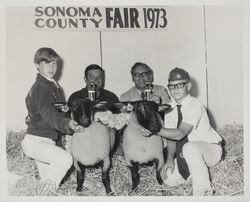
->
[57,152,73,169]
[183,142,195,153]
[21,136,32,156]
[64,152,73,168]
[183,142,200,159]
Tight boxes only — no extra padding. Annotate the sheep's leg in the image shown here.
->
[76,162,85,192]
[102,157,113,195]
[60,166,73,186]
[154,156,164,185]
[129,160,140,190]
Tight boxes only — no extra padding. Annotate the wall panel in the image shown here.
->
[6,7,101,129]
[101,6,207,105]
[205,6,242,128]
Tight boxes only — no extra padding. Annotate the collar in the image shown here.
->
[172,94,192,107]
[134,87,143,95]
[39,74,59,88]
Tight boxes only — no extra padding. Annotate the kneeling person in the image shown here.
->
[153,68,222,196]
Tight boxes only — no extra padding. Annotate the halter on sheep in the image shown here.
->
[114,101,171,190]
[54,99,119,195]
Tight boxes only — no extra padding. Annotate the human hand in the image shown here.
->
[161,158,175,179]
[68,120,85,132]
[61,105,69,112]
[121,103,133,112]
[140,127,152,137]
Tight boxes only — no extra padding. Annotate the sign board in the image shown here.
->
[34,6,168,30]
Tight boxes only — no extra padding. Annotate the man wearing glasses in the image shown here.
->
[118,62,171,156]
[120,62,171,104]
[147,67,223,196]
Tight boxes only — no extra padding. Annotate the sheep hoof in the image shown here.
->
[129,186,137,194]
[157,178,163,185]
[107,191,115,196]
[156,171,163,185]
[132,183,139,191]
[76,186,82,192]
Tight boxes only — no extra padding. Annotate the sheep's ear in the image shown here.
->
[113,102,125,109]
[53,102,70,112]
[67,102,76,111]
[93,101,109,109]
[158,104,171,112]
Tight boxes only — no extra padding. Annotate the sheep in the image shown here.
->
[54,98,119,195]
[115,101,171,190]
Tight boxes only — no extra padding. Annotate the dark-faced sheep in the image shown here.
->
[115,101,171,190]
[54,99,118,195]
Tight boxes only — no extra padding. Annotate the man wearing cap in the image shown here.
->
[142,67,223,196]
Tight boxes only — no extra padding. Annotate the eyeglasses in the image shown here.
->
[132,72,150,79]
[167,82,187,90]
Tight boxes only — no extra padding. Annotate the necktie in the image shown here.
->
[177,105,182,127]
[176,105,190,180]
[141,92,146,100]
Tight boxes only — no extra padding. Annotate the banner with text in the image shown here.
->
[34,6,168,31]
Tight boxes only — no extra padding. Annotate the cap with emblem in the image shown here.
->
[168,67,190,82]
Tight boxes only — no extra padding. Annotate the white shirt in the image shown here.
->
[164,94,222,143]
[41,74,59,88]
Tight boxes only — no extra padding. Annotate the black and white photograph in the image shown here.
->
[0,0,249,201]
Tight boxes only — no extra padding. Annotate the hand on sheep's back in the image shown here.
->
[94,111,130,130]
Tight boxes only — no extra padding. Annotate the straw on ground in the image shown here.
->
[6,124,243,196]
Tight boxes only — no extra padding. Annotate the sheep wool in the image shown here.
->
[94,111,130,130]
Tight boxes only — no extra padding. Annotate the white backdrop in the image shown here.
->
[1,1,248,201]
[6,5,242,130]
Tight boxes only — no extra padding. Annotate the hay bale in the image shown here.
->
[6,130,38,178]
[210,124,244,196]
[6,124,243,196]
